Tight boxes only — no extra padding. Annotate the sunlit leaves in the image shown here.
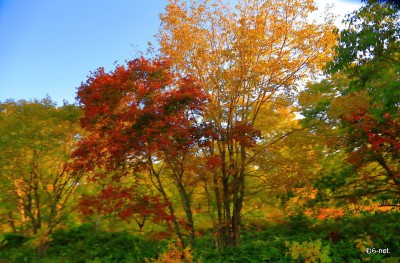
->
[159,0,337,128]
[300,1,400,207]
[73,57,209,234]
[79,185,172,224]
[0,99,82,233]
[73,57,208,174]
[158,0,337,246]
[327,0,400,116]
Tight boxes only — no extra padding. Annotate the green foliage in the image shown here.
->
[0,98,82,233]
[24,225,53,257]
[326,0,400,137]
[0,212,399,262]
[312,211,400,262]
[46,224,167,262]
[300,0,400,208]
[283,214,315,235]
[0,234,31,262]
[191,211,398,262]
[192,236,284,263]
[328,0,400,115]
[339,212,400,255]
[0,233,29,249]
[0,2,399,263]
[0,224,167,263]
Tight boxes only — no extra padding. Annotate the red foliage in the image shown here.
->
[79,185,172,223]
[341,109,399,179]
[342,110,399,154]
[72,57,209,223]
[72,57,208,175]
[205,155,222,170]
[147,231,171,240]
[230,123,262,147]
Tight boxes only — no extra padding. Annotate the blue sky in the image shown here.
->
[0,0,168,104]
[0,0,361,105]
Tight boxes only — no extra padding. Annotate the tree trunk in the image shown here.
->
[215,143,246,247]
[7,212,17,233]
[148,160,184,243]
[176,181,195,244]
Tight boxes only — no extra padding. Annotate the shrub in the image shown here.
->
[285,239,331,263]
[146,242,198,263]
[0,233,29,249]
[46,225,166,262]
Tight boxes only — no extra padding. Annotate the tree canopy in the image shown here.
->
[300,0,400,207]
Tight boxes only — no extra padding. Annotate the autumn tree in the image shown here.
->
[72,57,208,244]
[158,0,336,246]
[0,98,82,234]
[300,0,399,207]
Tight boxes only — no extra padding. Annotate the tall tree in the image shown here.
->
[300,0,400,207]
[158,0,336,246]
[72,57,208,244]
[0,99,82,234]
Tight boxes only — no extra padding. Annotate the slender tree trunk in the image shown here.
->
[95,215,101,232]
[232,145,246,246]
[13,179,27,232]
[176,181,195,244]
[148,159,183,242]
[213,171,224,248]
[33,177,42,232]
[7,212,17,233]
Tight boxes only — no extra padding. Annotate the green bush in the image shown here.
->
[0,233,30,249]
[46,224,167,262]
[0,212,398,262]
[192,211,399,262]
[0,225,167,263]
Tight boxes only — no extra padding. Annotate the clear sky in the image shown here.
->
[0,0,362,105]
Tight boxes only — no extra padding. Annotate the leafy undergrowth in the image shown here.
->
[1,212,399,262]
[0,224,167,263]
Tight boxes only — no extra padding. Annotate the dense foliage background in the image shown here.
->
[0,0,399,262]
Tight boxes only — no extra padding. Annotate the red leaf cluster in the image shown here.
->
[205,155,222,170]
[72,57,209,224]
[342,110,399,174]
[230,123,262,147]
[72,57,209,175]
[79,185,172,223]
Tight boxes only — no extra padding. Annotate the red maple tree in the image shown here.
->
[72,57,208,240]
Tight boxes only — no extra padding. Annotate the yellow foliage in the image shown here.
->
[285,239,331,263]
[354,233,374,261]
[159,0,337,245]
[354,233,374,254]
[159,0,337,127]
[146,242,201,263]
